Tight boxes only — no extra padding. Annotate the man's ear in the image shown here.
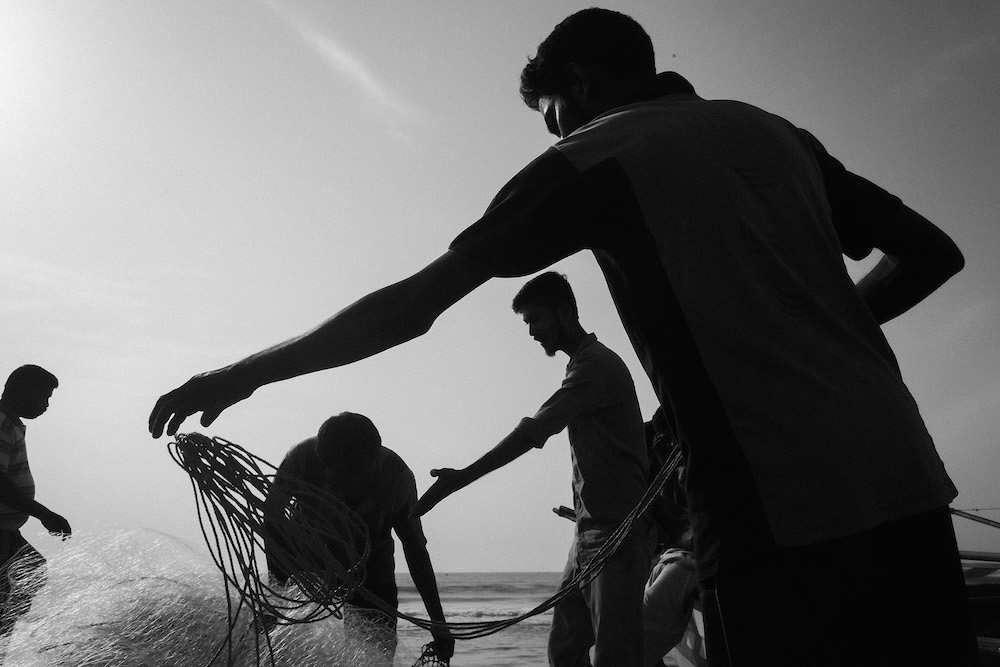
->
[556,301,576,325]
[563,63,592,104]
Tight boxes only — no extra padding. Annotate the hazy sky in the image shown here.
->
[2,0,998,572]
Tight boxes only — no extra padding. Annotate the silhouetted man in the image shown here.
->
[263,412,453,664]
[414,272,650,666]
[150,8,974,664]
[0,365,72,653]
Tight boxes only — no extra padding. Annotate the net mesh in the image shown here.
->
[0,528,417,667]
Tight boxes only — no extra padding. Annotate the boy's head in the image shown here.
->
[2,365,59,419]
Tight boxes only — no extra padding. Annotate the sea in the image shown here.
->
[396,571,560,667]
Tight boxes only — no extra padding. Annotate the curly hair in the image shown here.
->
[520,8,655,110]
[511,271,578,319]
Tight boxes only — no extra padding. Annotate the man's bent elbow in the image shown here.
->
[943,241,966,280]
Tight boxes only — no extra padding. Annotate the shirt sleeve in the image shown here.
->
[515,351,607,446]
[449,147,612,277]
[797,129,905,261]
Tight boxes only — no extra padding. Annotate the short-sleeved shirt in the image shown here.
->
[516,334,648,545]
[272,440,425,607]
[450,72,957,577]
[0,409,34,532]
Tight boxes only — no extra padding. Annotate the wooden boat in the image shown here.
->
[963,549,1000,665]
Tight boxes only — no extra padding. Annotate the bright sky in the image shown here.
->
[2,0,998,573]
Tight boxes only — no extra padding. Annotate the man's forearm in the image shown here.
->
[413,429,539,517]
[403,542,447,622]
[856,205,964,324]
[463,430,538,485]
[233,251,490,391]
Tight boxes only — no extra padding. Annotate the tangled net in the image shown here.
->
[0,528,416,666]
[396,444,684,641]
[162,433,681,663]
[166,434,383,658]
[2,432,686,667]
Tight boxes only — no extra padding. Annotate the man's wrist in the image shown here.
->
[228,358,262,396]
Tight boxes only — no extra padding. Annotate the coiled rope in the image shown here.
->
[396,445,683,640]
[168,433,373,666]
[169,433,681,657]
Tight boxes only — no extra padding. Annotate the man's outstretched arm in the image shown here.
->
[412,429,537,517]
[149,251,490,438]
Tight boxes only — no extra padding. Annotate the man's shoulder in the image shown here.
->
[378,447,414,478]
[568,337,637,392]
[574,337,630,371]
[280,438,318,467]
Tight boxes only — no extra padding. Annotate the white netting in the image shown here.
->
[0,528,416,667]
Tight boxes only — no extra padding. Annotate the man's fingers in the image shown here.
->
[429,469,441,477]
[148,396,168,437]
[166,411,189,438]
[201,408,221,428]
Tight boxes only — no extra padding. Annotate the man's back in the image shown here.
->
[451,78,957,574]
[279,440,417,543]
[275,440,423,605]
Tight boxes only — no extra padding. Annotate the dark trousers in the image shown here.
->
[705,507,979,666]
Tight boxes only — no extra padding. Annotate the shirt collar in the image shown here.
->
[568,333,599,365]
[622,71,698,105]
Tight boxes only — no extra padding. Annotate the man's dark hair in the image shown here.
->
[512,271,578,319]
[316,412,381,465]
[520,7,655,110]
[3,365,58,399]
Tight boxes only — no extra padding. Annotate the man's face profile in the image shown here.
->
[521,303,563,357]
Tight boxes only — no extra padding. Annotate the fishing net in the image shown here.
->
[394,444,685,641]
[167,432,448,666]
[168,431,681,660]
[1,430,681,666]
[168,432,680,649]
[0,528,418,667]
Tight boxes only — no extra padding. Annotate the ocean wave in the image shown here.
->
[399,605,553,626]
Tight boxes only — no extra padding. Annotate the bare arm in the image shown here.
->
[0,474,71,536]
[397,527,454,659]
[413,429,537,517]
[855,204,964,324]
[149,251,490,437]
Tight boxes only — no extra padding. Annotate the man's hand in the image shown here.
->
[430,629,455,661]
[148,366,254,438]
[413,468,473,517]
[40,510,71,539]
